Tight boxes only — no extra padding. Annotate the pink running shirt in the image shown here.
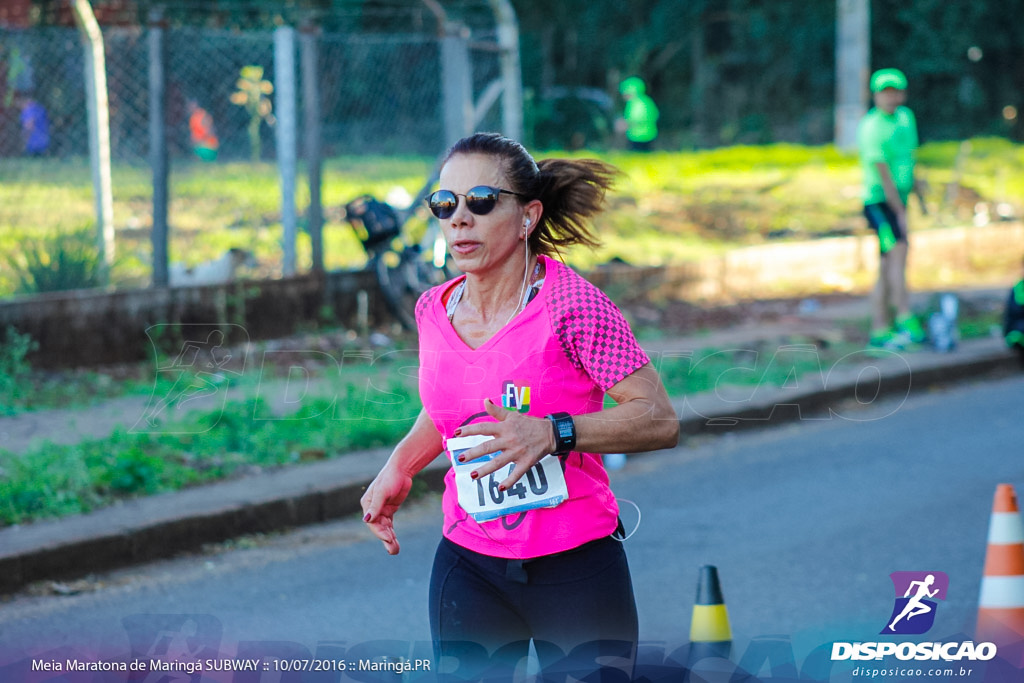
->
[415,255,650,559]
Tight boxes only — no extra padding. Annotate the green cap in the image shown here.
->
[619,76,646,96]
[870,68,908,93]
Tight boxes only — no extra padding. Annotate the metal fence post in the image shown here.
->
[71,0,115,269]
[275,25,298,277]
[441,22,472,147]
[488,0,523,141]
[149,8,170,287]
[300,19,323,274]
[834,0,869,151]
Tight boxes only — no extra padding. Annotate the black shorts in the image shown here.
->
[428,535,638,680]
[864,202,905,254]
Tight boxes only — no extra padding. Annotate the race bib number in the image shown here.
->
[447,435,568,523]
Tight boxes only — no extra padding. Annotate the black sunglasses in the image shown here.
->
[426,185,525,219]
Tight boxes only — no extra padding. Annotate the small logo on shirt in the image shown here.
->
[501,380,531,413]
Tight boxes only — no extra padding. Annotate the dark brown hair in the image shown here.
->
[442,132,617,256]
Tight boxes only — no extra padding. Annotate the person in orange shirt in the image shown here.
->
[187,99,219,161]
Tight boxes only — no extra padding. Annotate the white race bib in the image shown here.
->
[447,435,568,523]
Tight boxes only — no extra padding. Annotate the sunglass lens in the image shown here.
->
[428,190,457,219]
[465,186,500,215]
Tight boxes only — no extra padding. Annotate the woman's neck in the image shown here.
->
[462,253,537,323]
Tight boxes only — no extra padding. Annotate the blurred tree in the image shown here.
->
[872,0,1024,141]
[13,0,1024,145]
[514,0,1024,146]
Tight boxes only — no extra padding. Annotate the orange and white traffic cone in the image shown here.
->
[977,483,1024,665]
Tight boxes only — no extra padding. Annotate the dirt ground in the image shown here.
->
[624,292,864,335]
[0,287,1009,458]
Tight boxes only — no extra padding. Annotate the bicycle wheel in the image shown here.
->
[375,246,454,331]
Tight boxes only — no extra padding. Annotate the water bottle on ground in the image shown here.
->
[928,293,959,352]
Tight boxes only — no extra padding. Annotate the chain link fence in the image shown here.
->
[0,26,503,163]
[1,28,88,159]
[0,19,506,294]
[320,33,443,156]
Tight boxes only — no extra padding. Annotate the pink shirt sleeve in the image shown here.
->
[547,263,650,391]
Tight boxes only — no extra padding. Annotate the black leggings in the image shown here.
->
[428,536,638,682]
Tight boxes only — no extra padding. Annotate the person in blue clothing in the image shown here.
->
[17,92,49,156]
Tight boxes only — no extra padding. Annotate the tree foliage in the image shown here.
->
[22,0,1024,147]
[512,0,1024,147]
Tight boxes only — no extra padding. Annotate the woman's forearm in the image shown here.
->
[381,408,446,476]
[573,365,680,454]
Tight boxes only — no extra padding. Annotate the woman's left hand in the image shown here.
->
[453,398,556,491]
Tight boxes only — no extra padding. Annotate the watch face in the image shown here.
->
[548,413,575,453]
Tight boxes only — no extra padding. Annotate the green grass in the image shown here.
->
[656,339,863,398]
[0,327,36,415]
[1,301,1006,527]
[1,139,1021,526]
[2,139,1022,293]
[0,373,421,526]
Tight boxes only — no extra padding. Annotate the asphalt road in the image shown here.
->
[1,373,1022,681]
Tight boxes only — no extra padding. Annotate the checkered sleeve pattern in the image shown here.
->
[415,286,437,328]
[548,264,650,391]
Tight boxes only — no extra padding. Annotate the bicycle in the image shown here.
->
[343,181,454,331]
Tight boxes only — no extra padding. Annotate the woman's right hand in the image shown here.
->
[360,465,413,555]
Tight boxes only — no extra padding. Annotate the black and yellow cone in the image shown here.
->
[689,565,732,654]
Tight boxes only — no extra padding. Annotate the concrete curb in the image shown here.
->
[0,338,1018,595]
[673,336,1018,435]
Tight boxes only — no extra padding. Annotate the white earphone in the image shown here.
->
[508,219,532,326]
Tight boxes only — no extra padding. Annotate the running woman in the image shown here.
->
[360,132,678,680]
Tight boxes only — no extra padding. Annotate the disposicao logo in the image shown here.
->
[882,571,948,635]
[831,570,998,663]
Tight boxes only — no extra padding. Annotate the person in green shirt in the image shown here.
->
[1004,258,1024,368]
[618,76,659,151]
[857,68,928,349]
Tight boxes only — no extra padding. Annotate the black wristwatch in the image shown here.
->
[545,412,576,456]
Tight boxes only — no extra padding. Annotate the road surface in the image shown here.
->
[1,373,1022,681]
